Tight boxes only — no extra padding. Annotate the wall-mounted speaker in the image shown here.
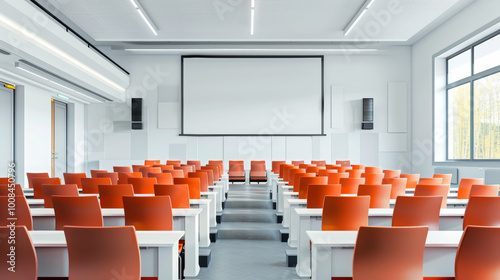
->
[131,98,142,122]
[362,123,373,130]
[362,98,373,122]
[131,123,143,130]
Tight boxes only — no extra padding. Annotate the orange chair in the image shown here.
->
[382,177,408,199]
[250,164,267,183]
[299,164,314,169]
[153,164,174,172]
[123,196,173,230]
[117,172,143,184]
[293,173,316,192]
[361,173,384,185]
[298,176,328,199]
[463,196,500,229]
[229,160,244,165]
[306,166,322,175]
[228,163,245,183]
[164,169,185,179]
[306,184,341,208]
[317,169,337,177]
[283,166,298,183]
[187,160,202,171]
[311,160,326,167]
[52,196,103,230]
[0,226,37,280]
[327,172,349,184]
[291,160,304,167]
[94,172,119,184]
[98,184,134,208]
[139,167,161,178]
[414,184,450,208]
[0,177,11,184]
[176,165,194,177]
[347,169,363,178]
[351,164,365,170]
[145,160,161,166]
[288,169,306,187]
[358,184,391,208]
[325,164,340,170]
[339,177,366,194]
[198,169,215,186]
[42,184,79,208]
[279,164,294,179]
[0,184,24,196]
[128,177,157,194]
[0,196,33,230]
[322,196,370,230]
[272,161,286,174]
[90,170,107,178]
[400,173,420,189]
[335,160,351,167]
[188,172,209,192]
[251,160,266,165]
[64,226,140,280]
[203,165,221,181]
[167,160,182,167]
[26,172,49,188]
[364,166,382,173]
[392,196,442,230]
[353,226,428,280]
[32,177,61,199]
[113,166,132,173]
[131,165,149,173]
[155,184,190,208]
[455,226,500,280]
[419,177,443,185]
[63,173,87,189]
[470,184,500,197]
[149,173,174,185]
[174,178,201,199]
[208,160,224,176]
[81,177,112,194]
[457,178,484,199]
[433,173,453,185]
[382,169,401,179]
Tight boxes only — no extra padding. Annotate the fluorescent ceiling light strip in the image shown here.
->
[366,0,375,9]
[125,48,378,52]
[137,9,158,36]
[16,66,49,81]
[129,0,138,9]
[251,9,255,35]
[0,14,126,93]
[345,9,367,36]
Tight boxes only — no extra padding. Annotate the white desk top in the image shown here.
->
[30,208,202,217]
[27,198,210,206]
[295,208,466,217]
[288,198,468,206]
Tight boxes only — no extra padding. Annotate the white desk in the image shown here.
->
[277,182,291,213]
[209,185,224,212]
[294,208,465,277]
[201,192,217,227]
[31,230,184,280]
[269,174,280,201]
[30,208,201,277]
[308,230,462,280]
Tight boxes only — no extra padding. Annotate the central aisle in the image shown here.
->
[189,183,300,280]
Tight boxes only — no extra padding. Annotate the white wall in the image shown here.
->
[412,0,500,178]
[87,47,413,171]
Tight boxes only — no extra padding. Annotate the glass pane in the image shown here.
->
[448,50,471,84]
[474,34,500,74]
[448,84,471,159]
[474,72,500,159]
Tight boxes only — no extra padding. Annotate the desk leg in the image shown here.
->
[183,215,200,277]
[158,245,178,280]
[297,216,312,277]
[311,244,332,280]
[283,195,292,227]
[272,178,278,201]
[288,205,299,247]
[201,194,217,227]
[277,184,287,213]
[192,203,210,247]
[213,184,224,210]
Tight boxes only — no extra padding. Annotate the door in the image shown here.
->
[0,84,14,177]
[51,99,67,178]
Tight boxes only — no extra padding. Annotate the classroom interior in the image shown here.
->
[1,0,500,279]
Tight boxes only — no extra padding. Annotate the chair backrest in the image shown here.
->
[288,168,305,187]
[251,160,266,165]
[298,176,328,199]
[364,166,382,173]
[164,169,185,178]
[154,184,190,208]
[306,184,341,208]
[187,160,202,171]
[299,164,314,169]
[455,226,500,280]
[418,177,443,185]
[327,172,349,184]
[251,164,266,172]
[433,173,453,185]
[113,166,132,173]
[148,172,173,185]
[318,169,337,176]
[353,226,429,280]
[139,167,161,178]
[42,184,79,208]
[279,164,294,178]
[208,160,224,176]
[188,172,209,192]
[463,196,500,229]
[0,196,33,230]
[127,177,157,194]
[166,160,182,167]
[117,172,143,185]
[204,165,221,180]
[174,177,201,199]
[98,184,134,208]
[175,165,194,177]
[90,170,107,178]
[132,165,150,173]
[153,164,174,172]
[291,160,305,167]
[382,169,401,179]
[229,160,244,165]
[311,160,326,167]
[414,184,450,208]
[52,196,103,230]
[400,173,420,188]
[360,173,384,185]
[339,178,366,194]
[283,165,298,182]
[0,226,37,280]
[26,172,49,188]
[322,196,370,231]
[272,161,286,174]
[392,196,442,230]
[335,160,351,167]
[470,184,500,197]
[347,169,363,178]
[64,226,140,280]
[94,172,119,185]
[293,173,315,192]
[0,177,11,184]
[306,166,323,175]
[63,173,87,188]
[145,160,161,166]
[0,184,23,195]
[351,164,365,170]
[123,196,173,230]
[357,184,391,208]
[382,177,408,199]
[198,169,214,186]
[81,177,112,194]
[32,177,62,199]
[457,178,485,199]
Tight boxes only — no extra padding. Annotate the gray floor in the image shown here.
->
[186,183,302,280]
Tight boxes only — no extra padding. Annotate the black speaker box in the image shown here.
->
[363,98,373,122]
[131,98,142,121]
[362,123,374,130]
[131,122,143,130]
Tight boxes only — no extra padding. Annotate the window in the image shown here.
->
[446,32,500,160]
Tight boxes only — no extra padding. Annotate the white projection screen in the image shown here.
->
[181,56,324,136]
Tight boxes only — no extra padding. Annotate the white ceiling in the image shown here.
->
[47,0,475,45]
